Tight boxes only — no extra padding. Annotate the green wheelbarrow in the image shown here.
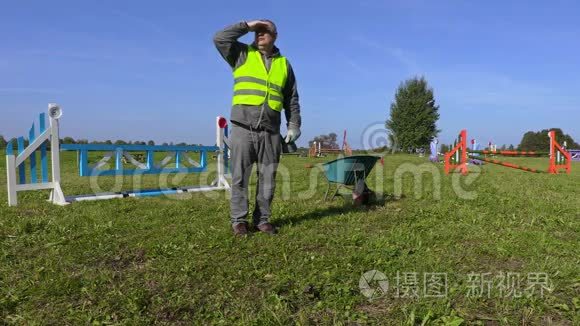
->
[320,155,381,202]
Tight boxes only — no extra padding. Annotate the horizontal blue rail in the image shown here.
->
[87,167,206,176]
[60,143,220,177]
[61,144,219,152]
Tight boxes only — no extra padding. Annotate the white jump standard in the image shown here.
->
[6,104,67,206]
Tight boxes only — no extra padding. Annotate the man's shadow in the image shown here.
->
[274,193,401,227]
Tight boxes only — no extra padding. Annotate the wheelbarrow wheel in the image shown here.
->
[353,187,375,206]
[352,177,375,206]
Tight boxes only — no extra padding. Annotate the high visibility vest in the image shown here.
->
[232,46,288,112]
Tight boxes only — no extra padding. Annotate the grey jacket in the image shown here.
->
[213,21,302,134]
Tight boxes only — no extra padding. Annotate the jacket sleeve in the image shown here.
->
[213,21,250,69]
[283,60,302,129]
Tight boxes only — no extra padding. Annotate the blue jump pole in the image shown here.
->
[29,123,37,183]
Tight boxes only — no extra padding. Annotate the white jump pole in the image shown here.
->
[6,153,17,206]
[212,116,231,189]
[47,104,67,205]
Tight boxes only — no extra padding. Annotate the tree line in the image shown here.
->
[439,143,516,154]
[308,133,339,149]
[518,128,578,151]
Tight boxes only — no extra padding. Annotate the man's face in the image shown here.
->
[254,25,276,48]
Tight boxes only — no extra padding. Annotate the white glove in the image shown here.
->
[284,127,301,143]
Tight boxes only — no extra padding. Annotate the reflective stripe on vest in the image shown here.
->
[232,46,288,112]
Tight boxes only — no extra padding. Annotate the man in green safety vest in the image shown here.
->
[214,19,302,236]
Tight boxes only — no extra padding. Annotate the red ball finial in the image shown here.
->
[217,116,228,129]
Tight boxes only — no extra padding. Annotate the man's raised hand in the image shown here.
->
[246,20,274,32]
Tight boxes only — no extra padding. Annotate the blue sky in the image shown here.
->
[1,0,579,148]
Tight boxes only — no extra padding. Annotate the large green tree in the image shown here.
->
[518,128,578,151]
[386,77,440,152]
[0,135,6,149]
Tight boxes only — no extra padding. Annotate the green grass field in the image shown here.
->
[1,152,578,324]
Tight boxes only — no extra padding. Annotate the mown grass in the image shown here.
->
[0,151,578,324]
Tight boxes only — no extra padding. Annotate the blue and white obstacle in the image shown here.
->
[5,104,231,206]
[569,149,580,162]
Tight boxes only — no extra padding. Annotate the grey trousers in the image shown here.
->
[230,124,282,226]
